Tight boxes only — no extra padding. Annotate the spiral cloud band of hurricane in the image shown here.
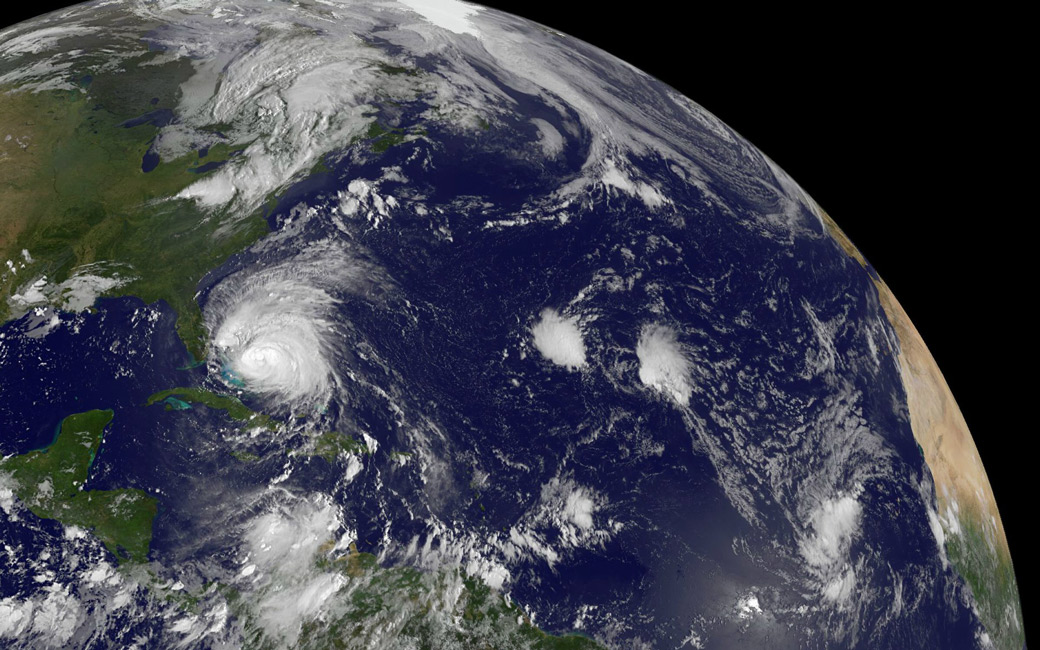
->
[203,239,376,409]
[211,279,338,407]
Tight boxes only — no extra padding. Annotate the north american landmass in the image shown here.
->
[0,35,278,361]
[0,409,156,563]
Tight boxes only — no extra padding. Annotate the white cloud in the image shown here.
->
[802,495,861,569]
[240,495,346,646]
[397,0,482,37]
[799,493,862,604]
[531,118,564,158]
[736,593,762,620]
[58,273,130,312]
[162,16,413,218]
[636,323,692,405]
[600,158,669,209]
[536,477,608,548]
[207,238,377,408]
[531,308,586,370]
[822,567,856,603]
[0,584,82,647]
[926,504,947,567]
[0,25,96,56]
[7,264,133,315]
[336,178,399,228]
[563,489,595,531]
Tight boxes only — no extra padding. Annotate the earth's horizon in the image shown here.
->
[0,1,1025,648]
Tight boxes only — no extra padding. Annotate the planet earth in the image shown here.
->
[0,1,1025,648]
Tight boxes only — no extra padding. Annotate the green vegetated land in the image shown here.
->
[0,51,268,360]
[146,386,276,429]
[946,518,1025,650]
[0,48,429,360]
[0,409,156,562]
[297,431,370,461]
[148,387,375,462]
[232,544,604,649]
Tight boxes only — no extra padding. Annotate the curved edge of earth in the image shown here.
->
[816,202,1025,650]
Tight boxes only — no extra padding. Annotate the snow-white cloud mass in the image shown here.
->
[531,308,586,370]
[636,323,692,405]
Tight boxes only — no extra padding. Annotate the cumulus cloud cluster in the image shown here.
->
[530,308,586,371]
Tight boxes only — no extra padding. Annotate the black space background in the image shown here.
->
[1,1,1031,636]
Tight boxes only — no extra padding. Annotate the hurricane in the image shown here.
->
[206,252,348,409]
